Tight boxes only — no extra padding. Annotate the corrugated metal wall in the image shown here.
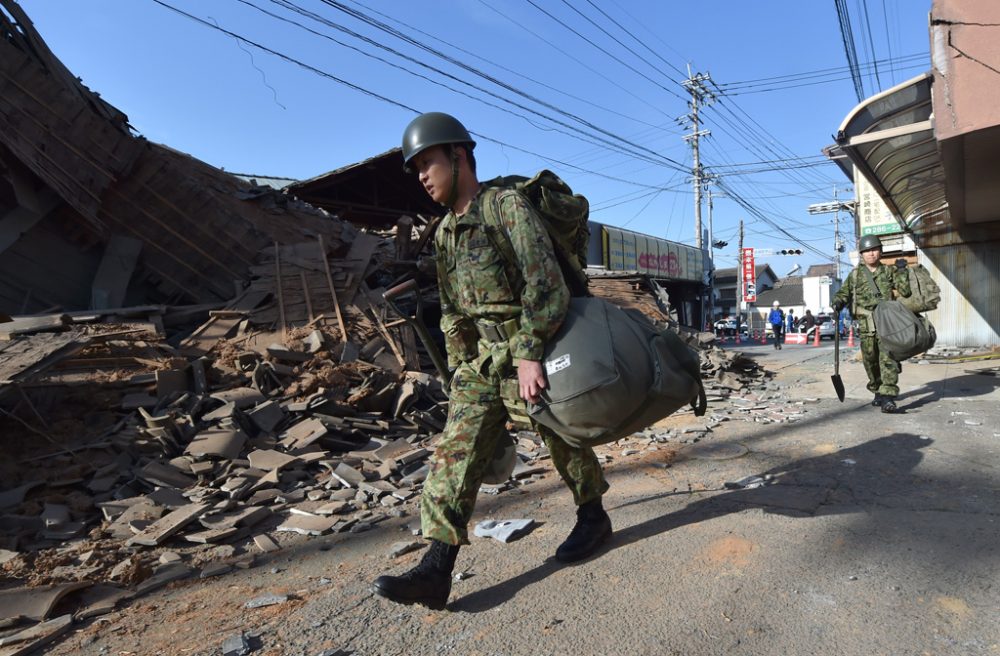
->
[920,242,1000,347]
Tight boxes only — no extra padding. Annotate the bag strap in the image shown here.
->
[859,265,889,301]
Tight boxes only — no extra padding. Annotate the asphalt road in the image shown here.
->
[51,344,1000,656]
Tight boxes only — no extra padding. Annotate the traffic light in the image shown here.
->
[779,248,803,255]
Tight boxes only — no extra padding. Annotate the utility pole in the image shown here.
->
[833,186,842,280]
[706,176,718,325]
[737,218,744,334]
[807,191,855,281]
[682,68,714,250]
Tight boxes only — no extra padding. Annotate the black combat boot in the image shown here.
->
[881,397,898,413]
[871,394,883,407]
[372,539,459,610]
[556,498,612,563]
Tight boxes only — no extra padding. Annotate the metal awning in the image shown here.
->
[834,72,947,231]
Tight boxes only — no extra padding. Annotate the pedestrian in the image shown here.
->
[373,113,611,609]
[832,234,912,413]
[767,300,784,349]
[786,309,795,334]
[798,309,816,333]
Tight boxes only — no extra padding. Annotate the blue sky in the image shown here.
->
[20,0,931,274]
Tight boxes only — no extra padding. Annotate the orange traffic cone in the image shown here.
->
[813,326,821,346]
[735,329,741,344]
[760,330,767,345]
[848,325,856,347]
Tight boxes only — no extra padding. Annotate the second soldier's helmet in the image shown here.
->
[401,112,475,172]
[772,300,780,307]
[858,234,883,253]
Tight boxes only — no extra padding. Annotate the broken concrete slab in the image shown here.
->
[247,400,284,433]
[132,563,193,597]
[185,428,248,460]
[331,463,365,488]
[0,582,91,622]
[0,613,73,653]
[221,632,251,656]
[126,503,209,547]
[245,593,288,609]
[389,540,425,558]
[210,388,266,409]
[473,519,536,544]
[276,514,337,536]
[247,449,301,472]
[73,585,132,620]
[253,533,280,553]
[138,461,196,489]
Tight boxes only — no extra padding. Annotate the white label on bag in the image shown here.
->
[545,354,571,375]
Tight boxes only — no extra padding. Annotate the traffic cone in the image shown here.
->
[848,325,855,347]
[813,326,821,346]
[759,330,767,345]
[735,330,741,344]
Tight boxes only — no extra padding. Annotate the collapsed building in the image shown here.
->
[0,2,797,650]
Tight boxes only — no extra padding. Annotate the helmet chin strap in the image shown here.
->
[445,144,460,209]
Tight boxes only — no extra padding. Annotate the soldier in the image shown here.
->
[372,113,611,610]
[832,234,912,413]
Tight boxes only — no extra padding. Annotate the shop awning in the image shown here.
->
[834,72,947,231]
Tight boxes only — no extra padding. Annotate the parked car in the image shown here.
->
[813,314,843,340]
[714,319,750,337]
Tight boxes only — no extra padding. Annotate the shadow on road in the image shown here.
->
[897,372,1000,411]
[452,433,934,613]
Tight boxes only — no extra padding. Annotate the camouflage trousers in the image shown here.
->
[420,361,609,545]
[860,333,901,397]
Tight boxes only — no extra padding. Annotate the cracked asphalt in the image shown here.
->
[51,342,1000,656]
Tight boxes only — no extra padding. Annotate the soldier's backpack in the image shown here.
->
[861,266,937,361]
[480,170,590,297]
[899,263,941,314]
[527,296,707,448]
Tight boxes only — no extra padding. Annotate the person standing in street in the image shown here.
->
[372,113,611,610]
[767,300,784,349]
[786,309,795,335]
[832,234,912,413]
[798,309,816,333]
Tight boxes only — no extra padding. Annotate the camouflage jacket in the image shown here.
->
[833,263,911,331]
[434,185,569,369]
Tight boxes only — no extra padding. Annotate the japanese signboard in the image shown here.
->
[742,247,756,302]
[600,225,703,282]
[854,165,901,237]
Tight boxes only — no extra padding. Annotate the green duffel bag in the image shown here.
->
[873,299,937,361]
[528,296,706,449]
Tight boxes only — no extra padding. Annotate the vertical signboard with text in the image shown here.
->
[742,247,756,302]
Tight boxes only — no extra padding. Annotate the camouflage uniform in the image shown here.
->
[833,263,912,397]
[422,186,609,545]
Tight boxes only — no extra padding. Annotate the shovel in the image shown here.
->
[831,320,845,402]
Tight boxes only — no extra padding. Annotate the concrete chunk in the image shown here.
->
[126,503,209,547]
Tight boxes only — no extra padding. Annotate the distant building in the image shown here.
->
[712,264,778,320]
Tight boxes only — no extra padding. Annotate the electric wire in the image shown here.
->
[149,0,684,191]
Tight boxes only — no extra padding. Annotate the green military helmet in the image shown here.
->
[401,112,476,172]
[858,234,883,253]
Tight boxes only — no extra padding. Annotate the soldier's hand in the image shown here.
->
[516,359,547,405]
[895,258,907,270]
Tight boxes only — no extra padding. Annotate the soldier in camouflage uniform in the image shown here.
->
[832,234,912,413]
[373,113,610,610]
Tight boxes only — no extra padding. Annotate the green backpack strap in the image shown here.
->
[480,176,590,297]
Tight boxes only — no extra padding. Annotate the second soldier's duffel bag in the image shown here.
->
[872,299,937,361]
[528,296,706,449]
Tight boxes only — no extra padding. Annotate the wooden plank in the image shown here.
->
[0,314,69,340]
[318,235,348,342]
[90,234,143,310]
[179,315,242,357]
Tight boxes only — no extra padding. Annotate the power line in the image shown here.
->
[149,0,686,191]
[310,0,690,171]
[520,0,688,103]
[834,0,866,101]
[344,0,678,134]
[860,0,883,89]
